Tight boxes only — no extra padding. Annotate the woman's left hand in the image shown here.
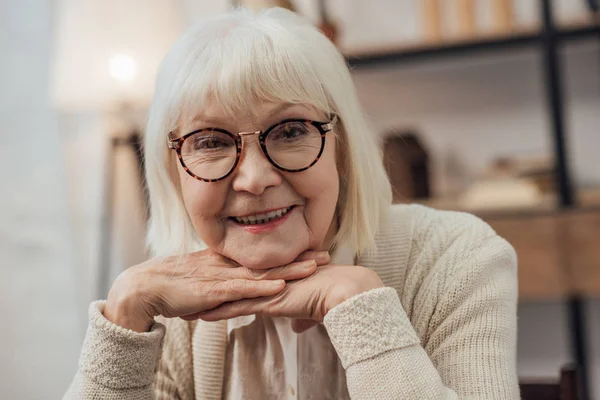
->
[196,262,384,330]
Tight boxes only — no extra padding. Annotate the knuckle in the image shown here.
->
[228,279,249,294]
[244,268,266,280]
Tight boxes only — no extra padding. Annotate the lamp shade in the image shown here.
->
[50,0,183,111]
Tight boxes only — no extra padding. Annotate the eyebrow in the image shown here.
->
[188,103,304,128]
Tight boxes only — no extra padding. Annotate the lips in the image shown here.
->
[230,206,294,225]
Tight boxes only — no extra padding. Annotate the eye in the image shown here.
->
[271,122,309,141]
[191,133,233,151]
[203,138,222,149]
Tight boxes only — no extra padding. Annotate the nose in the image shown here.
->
[231,136,282,195]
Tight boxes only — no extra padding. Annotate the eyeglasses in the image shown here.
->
[167,115,337,182]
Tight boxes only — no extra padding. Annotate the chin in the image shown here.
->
[229,245,303,270]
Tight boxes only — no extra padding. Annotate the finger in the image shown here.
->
[180,312,204,321]
[243,260,317,281]
[200,298,264,321]
[211,279,285,305]
[295,250,330,265]
[291,319,318,333]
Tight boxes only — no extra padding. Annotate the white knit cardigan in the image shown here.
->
[65,204,520,399]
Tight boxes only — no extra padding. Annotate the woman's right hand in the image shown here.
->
[103,249,329,332]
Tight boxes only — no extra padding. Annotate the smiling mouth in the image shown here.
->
[230,206,295,225]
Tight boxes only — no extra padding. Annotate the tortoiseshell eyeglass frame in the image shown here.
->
[167,114,338,182]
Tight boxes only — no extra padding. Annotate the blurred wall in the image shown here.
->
[0,0,80,398]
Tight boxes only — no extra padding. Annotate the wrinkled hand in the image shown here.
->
[197,262,384,332]
[105,249,330,333]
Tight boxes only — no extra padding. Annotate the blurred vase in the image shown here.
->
[382,130,431,203]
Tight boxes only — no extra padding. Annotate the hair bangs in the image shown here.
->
[171,16,332,130]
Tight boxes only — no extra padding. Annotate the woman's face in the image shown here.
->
[177,101,339,269]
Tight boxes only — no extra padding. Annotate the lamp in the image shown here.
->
[50,0,183,302]
[51,0,182,111]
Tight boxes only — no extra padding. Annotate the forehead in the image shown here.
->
[181,101,323,132]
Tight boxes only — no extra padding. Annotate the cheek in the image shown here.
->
[288,143,339,240]
[179,170,228,244]
[297,158,338,201]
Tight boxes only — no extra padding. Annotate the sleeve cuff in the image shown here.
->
[323,287,420,369]
[79,300,166,389]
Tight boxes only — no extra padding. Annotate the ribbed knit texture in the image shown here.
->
[323,287,420,369]
[64,204,520,399]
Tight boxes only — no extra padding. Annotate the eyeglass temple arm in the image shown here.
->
[323,114,338,131]
[167,132,179,149]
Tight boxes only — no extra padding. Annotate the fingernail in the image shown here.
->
[316,251,329,263]
[270,279,285,286]
[302,260,317,268]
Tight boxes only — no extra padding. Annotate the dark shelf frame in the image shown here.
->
[347,23,600,68]
[345,2,598,399]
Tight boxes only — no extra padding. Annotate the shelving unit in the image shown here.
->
[344,1,599,399]
[346,23,600,67]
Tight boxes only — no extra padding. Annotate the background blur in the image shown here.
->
[1,0,600,399]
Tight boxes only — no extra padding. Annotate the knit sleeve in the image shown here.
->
[323,236,519,399]
[63,300,182,400]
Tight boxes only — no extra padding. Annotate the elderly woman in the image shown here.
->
[66,7,519,400]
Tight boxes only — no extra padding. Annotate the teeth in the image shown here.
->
[233,207,292,225]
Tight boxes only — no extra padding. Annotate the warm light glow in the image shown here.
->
[108,54,136,82]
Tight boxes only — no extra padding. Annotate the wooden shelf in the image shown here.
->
[485,209,600,301]
[345,22,600,68]
[416,189,600,301]
[418,189,600,218]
